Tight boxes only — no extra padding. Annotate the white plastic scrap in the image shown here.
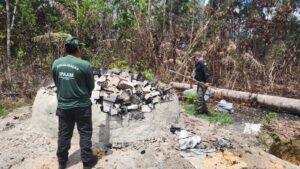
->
[243,123,261,134]
[177,130,201,150]
[215,99,234,113]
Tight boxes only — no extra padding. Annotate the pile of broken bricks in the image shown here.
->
[93,69,174,118]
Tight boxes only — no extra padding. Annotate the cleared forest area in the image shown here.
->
[0,0,299,98]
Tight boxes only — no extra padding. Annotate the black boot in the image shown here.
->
[83,155,98,169]
[58,162,67,169]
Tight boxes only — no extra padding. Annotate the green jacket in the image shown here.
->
[51,55,95,109]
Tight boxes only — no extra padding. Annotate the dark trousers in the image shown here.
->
[195,84,208,114]
[56,106,94,166]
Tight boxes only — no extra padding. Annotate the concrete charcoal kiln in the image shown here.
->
[32,69,180,145]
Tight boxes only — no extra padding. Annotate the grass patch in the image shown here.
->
[208,112,234,125]
[181,103,234,125]
[142,69,155,80]
[182,104,196,114]
[182,93,197,104]
[0,98,33,117]
[264,112,278,124]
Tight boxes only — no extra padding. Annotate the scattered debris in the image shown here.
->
[211,138,233,151]
[215,99,234,113]
[109,137,162,151]
[171,126,234,156]
[177,130,202,150]
[3,122,15,131]
[243,123,261,135]
[170,125,181,134]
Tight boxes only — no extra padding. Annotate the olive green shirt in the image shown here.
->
[51,55,95,109]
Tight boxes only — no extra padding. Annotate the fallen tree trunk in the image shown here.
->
[170,82,300,115]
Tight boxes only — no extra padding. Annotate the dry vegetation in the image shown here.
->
[0,0,299,99]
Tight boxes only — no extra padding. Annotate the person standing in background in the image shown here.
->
[192,52,210,115]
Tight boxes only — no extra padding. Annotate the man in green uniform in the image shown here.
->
[52,35,97,169]
[192,52,210,114]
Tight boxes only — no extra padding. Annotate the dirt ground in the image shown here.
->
[0,106,299,169]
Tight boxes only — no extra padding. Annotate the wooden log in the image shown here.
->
[170,82,300,115]
[170,82,196,90]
